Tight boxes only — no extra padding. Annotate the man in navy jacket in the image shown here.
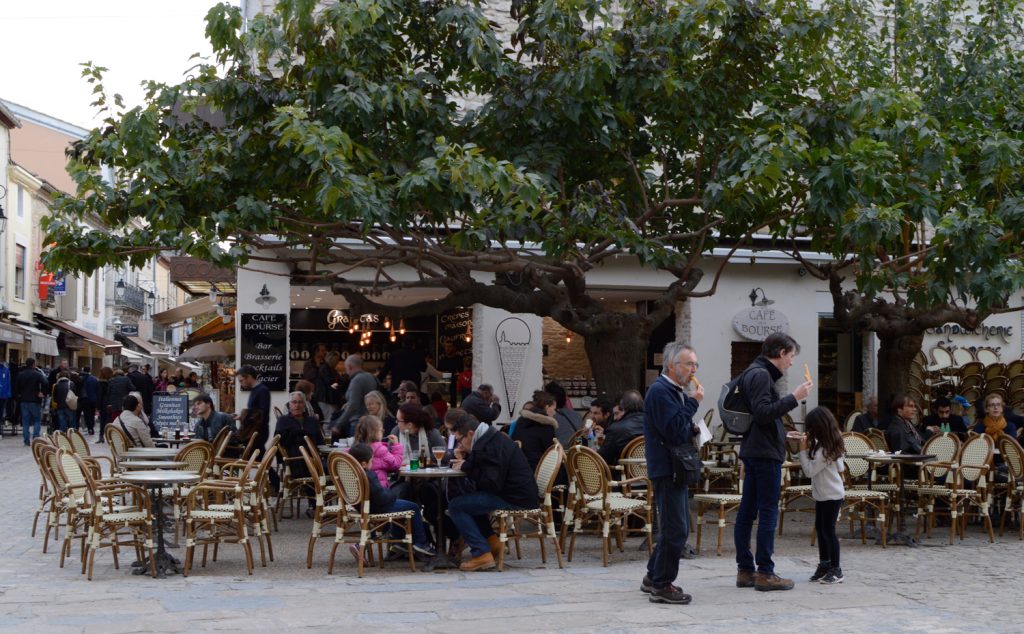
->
[641,341,703,605]
[734,333,812,592]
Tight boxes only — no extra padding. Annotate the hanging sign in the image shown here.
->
[240,313,288,390]
[732,307,790,341]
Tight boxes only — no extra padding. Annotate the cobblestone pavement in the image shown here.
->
[2,435,1022,633]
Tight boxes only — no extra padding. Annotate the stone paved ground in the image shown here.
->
[2,435,1022,633]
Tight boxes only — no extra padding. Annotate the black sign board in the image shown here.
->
[119,324,139,337]
[151,392,190,431]
[438,306,472,354]
[240,313,288,390]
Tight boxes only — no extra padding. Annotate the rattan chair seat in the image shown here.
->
[585,496,646,511]
[693,493,744,503]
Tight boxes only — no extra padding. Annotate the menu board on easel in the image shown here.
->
[152,392,189,432]
[240,313,288,391]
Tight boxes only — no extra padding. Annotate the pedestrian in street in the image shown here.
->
[14,358,47,445]
[641,341,703,605]
[0,361,10,438]
[734,332,812,592]
[798,407,846,585]
[79,367,100,435]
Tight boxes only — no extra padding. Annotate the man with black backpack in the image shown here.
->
[733,332,812,592]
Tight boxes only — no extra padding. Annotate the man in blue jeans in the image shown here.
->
[733,333,812,591]
[446,412,535,571]
[640,341,703,605]
[14,358,47,445]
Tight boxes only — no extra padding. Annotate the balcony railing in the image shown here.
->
[114,283,146,313]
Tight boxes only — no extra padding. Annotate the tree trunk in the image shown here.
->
[875,331,924,414]
[582,323,651,398]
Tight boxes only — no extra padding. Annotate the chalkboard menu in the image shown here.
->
[439,306,472,354]
[151,392,190,432]
[240,312,288,390]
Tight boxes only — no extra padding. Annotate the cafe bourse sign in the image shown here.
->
[733,307,790,341]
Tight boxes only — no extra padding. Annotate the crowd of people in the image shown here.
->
[0,357,201,445]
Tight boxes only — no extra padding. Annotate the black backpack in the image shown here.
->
[717,367,766,435]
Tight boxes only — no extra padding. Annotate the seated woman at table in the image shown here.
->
[349,443,436,561]
[274,391,324,479]
[972,393,1019,441]
[113,394,155,447]
[393,402,445,463]
[365,390,397,434]
[294,379,323,423]
[509,391,558,471]
[352,415,403,487]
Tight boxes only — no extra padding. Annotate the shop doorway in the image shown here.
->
[818,316,863,420]
[730,341,762,378]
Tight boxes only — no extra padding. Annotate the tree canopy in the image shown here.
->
[45,0,835,393]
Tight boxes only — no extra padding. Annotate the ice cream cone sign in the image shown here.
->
[691,375,701,389]
[803,363,812,383]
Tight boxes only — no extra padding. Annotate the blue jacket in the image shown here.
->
[82,374,100,403]
[0,364,10,399]
[644,375,699,479]
[738,356,798,463]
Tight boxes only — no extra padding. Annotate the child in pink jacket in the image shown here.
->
[352,415,403,487]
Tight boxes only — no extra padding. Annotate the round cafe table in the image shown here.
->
[124,448,180,460]
[398,466,465,571]
[118,470,201,578]
[120,461,189,470]
[865,453,936,547]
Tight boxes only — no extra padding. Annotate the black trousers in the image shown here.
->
[815,498,843,568]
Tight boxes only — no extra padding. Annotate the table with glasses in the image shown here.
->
[118,470,201,578]
[866,453,936,547]
[398,465,466,571]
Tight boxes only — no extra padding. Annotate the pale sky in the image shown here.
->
[0,1,220,129]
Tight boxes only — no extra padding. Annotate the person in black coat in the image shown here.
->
[546,381,583,445]
[447,413,535,571]
[510,391,559,471]
[598,391,646,467]
[105,369,134,423]
[127,364,154,416]
[921,397,968,439]
[274,392,324,479]
[14,358,48,444]
[460,384,502,424]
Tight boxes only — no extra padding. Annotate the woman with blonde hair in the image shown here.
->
[364,390,396,433]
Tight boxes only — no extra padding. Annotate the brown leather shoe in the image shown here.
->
[755,572,795,591]
[459,552,496,572]
[487,534,503,559]
[736,569,756,588]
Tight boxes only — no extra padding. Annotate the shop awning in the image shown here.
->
[124,335,165,355]
[19,324,60,356]
[180,311,234,352]
[151,296,216,326]
[35,316,122,355]
[178,341,234,362]
[0,322,24,345]
[120,348,149,363]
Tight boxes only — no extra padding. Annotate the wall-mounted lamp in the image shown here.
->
[748,287,775,307]
[209,287,219,302]
[255,284,277,306]
[115,279,126,300]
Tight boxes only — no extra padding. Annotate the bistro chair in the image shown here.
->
[1006,358,1024,379]
[30,438,59,540]
[618,436,649,484]
[832,433,890,547]
[326,451,417,577]
[104,425,133,472]
[693,461,745,556]
[984,363,1006,381]
[566,446,652,567]
[182,450,262,576]
[493,441,565,571]
[168,440,215,538]
[997,435,1024,540]
[914,434,994,544]
[908,433,962,535]
[59,450,155,580]
[843,410,862,432]
[35,442,68,553]
[299,445,342,569]
[218,437,281,566]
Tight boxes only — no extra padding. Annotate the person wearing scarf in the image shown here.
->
[973,395,1018,439]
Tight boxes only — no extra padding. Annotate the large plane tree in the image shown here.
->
[47,0,838,395]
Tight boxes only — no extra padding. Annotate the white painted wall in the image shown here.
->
[471,305,543,426]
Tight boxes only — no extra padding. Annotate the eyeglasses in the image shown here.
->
[986,403,1004,409]
[678,361,699,369]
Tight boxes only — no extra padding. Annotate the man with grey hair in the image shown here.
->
[641,341,703,604]
[461,383,502,424]
[332,354,378,438]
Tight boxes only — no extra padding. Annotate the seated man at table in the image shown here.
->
[447,412,535,571]
[191,393,237,442]
[275,391,324,480]
[921,397,969,439]
[852,396,884,433]
[598,390,645,468]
